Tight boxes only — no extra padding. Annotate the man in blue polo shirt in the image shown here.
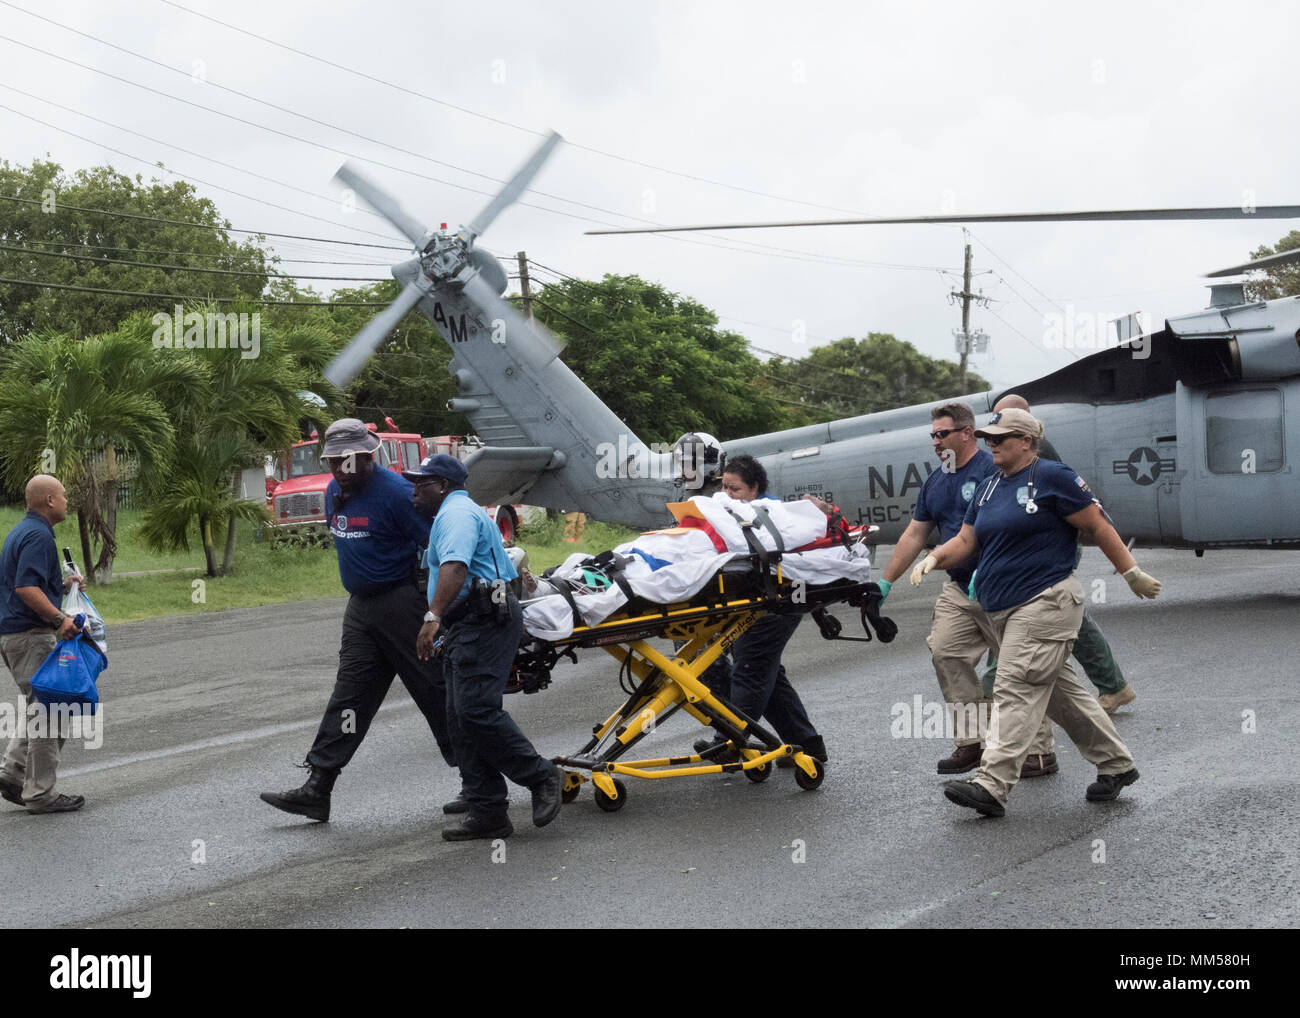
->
[408,453,561,841]
[0,475,86,813]
[260,419,460,822]
[876,403,1000,775]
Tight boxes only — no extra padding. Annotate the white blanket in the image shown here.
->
[521,494,873,641]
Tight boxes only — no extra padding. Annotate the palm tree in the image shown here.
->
[0,318,203,582]
[137,303,338,576]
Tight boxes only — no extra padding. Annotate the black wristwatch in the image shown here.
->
[49,611,66,630]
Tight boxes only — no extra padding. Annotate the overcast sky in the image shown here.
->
[3,0,1297,396]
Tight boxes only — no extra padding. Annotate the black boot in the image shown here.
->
[260,765,338,822]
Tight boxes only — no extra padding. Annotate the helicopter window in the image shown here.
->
[1205,389,1283,474]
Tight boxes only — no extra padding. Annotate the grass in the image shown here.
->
[0,505,640,623]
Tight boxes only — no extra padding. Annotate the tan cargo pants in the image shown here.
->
[0,628,63,808]
[927,581,998,748]
[972,577,1134,803]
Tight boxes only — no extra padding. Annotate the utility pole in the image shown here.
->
[950,234,988,392]
[517,251,533,321]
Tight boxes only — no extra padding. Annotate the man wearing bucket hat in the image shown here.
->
[910,408,1159,816]
[407,452,562,841]
[260,419,460,822]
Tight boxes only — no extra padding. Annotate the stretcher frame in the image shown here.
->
[517,563,884,811]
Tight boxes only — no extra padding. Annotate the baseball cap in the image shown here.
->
[402,452,469,485]
[975,408,1043,439]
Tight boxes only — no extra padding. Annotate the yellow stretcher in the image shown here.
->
[511,565,895,812]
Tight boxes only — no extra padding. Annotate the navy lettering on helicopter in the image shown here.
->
[1113,447,1175,486]
[868,462,935,500]
[857,504,912,525]
[432,301,470,343]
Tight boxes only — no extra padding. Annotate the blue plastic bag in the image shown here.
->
[29,632,107,711]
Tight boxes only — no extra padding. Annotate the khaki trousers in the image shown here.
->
[0,628,63,807]
[926,581,998,748]
[973,577,1134,803]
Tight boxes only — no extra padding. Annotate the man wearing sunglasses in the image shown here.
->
[876,403,1000,775]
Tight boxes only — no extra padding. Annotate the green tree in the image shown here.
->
[260,278,466,439]
[763,333,989,420]
[0,317,205,582]
[530,274,789,444]
[137,302,338,576]
[1242,230,1300,301]
[0,159,269,343]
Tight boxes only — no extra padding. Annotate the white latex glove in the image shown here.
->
[910,554,938,587]
[1123,565,1161,599]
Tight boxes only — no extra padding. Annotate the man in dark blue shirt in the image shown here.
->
[877,403,1000,775]
[260,419,460,822]
[0,475,86,813]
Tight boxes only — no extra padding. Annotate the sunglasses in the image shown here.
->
[984,433,1026,446]
[929,427,968,440]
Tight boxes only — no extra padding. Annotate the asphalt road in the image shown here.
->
[1,546,1296,929]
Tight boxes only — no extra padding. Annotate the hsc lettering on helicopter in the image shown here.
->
[322,134,1300,553]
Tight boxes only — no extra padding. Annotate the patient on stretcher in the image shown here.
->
[520,492,875,641]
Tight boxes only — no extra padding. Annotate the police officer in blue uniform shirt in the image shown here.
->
[408,453,561,841]
[260,419,460,823]
[876,403,1001,775]
[910,409,1160,816]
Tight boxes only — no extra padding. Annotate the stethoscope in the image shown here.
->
[977,456,1039,514]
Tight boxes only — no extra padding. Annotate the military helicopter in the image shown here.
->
[326,134,1300,551]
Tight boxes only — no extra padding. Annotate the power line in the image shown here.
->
[0,193,406,249]
[0,2,632,223]
[9,238,391,266]
[0,242,391,281]
[0,25,952,273]
[0,275,390,305]
[0,4,975,272]
[0,34,621,231]
[154,0,878,218]
[0,101,412,244]
[0,80,407,235]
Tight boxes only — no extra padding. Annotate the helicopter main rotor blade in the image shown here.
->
[585,205,1300,235]
[334,162,429,247]
[1206,247,1300,278]
[462,271,566,372]
[465,131,563,240]
[324,279,428,388]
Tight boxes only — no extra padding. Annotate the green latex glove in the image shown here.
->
[967,569,978,602]
[877,578,892,600]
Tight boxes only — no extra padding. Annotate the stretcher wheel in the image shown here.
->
[594,779,627,812]
[561,784,581,805]
[794,760,825,791]
[743,759,771,783]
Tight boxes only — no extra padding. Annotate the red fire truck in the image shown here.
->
[267,418,521,543]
